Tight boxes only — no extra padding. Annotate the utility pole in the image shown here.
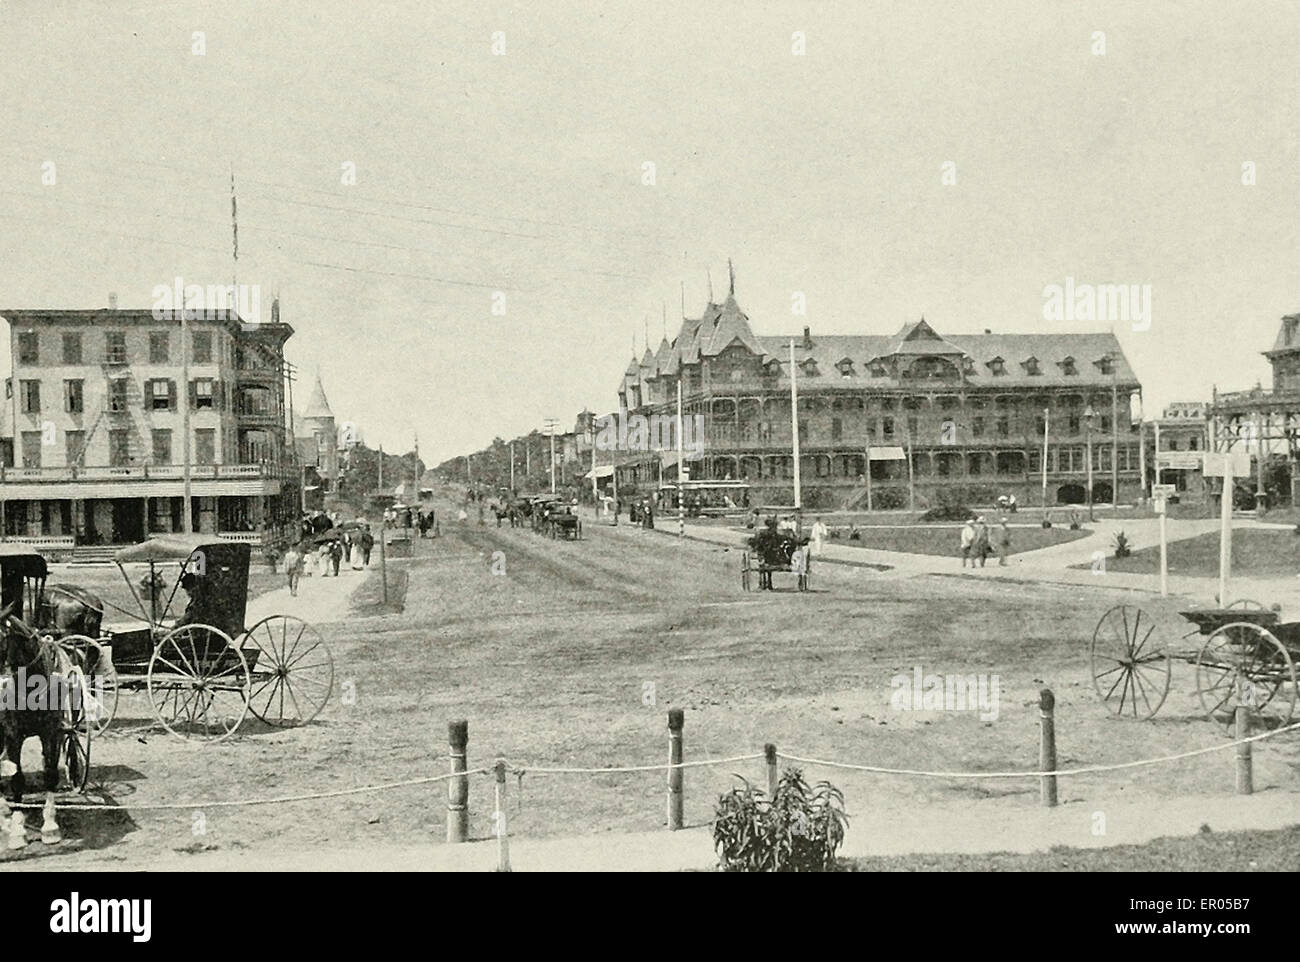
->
[510,440,515,493]
[1084,404,1095,522]
[789,339,801,509]
[677,379,685,538]
[1111,364,1119,517]
[1041,407,1050,519]
[543,418,558,493]
[181,305,193,533]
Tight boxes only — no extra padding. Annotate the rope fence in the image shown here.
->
[10,695,1299,863]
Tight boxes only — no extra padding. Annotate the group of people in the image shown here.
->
[959,516,1012,568]
[281,523,375,597]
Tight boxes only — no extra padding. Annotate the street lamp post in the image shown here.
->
[1083,404,1096,522]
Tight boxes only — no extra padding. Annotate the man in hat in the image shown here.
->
[996,517,1012,566]
[974,516,991,568]
[960,517,976,568]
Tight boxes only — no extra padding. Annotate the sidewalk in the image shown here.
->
[46,787,1300,871]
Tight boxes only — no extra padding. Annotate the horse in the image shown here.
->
[0,603,67,847]
[39,584,104,639]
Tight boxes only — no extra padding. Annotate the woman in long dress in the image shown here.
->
[351,533,364,570]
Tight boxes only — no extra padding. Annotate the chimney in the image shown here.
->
[271,296,280,323]
[802,326,811,349]
[108,293,117,310]
[984,328,991,334]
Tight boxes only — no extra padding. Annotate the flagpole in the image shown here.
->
[789,339,801,510]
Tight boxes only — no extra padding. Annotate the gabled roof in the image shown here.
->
[699,295,764,357]
[886,318,967,357]
[1268,314,1300,354]
[302,375,334,420]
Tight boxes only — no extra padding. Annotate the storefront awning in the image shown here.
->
[584,465,615,480]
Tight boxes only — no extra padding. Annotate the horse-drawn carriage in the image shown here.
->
[741,525,811,592]
[52,536,335,744]
[1091,601,1299,727]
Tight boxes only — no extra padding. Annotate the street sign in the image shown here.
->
[1201,451,1251,478]
[1152,483,1176,498]
[1155,452,1204,471]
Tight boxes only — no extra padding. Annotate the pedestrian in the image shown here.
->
[329,539,343,576]
[960,517,975,568]
[644,498,654,530]
[809,515,830,556]
[974,516,990,568]
[317,540,332,576]
[351,531,365,570]
[997,517,1011,566]
[361,526,374,566]
[284,543,302,597]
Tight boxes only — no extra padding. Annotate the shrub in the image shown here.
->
[1113,530,1131,558]
[713,769,848,872]
[872,487,908,510]
[919,502,972,523]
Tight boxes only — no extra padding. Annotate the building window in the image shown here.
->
[21,431,42,468]
[798,420,809,440]
[907,415,919,438]
[194,379,214,409]
[64,379,83,414]
[149,379,174,411]
[1168,439,1180,451]
[880,397,896,411]
[150,331,170,364]
[17,332,38,365]
[66,430,85,467]
[987,357,1006,376]
[106,331,127,364]
[1060,356,1077,376]
[1023,357,1041,376]
[972,416,985,438]
[1068,414,1081,435]
[107,379,128,413]
[196,428,216,465]
[1097,357,1115,375]
[152,429,173,464]
[882,417,895,440]
[1100,416,1111,432]
[1189,437,1199,451]
[192,332,213,364]
[997,417,1009,437]
[62,332,81,365]
[831,418,843,441]
[109,429,130,467]
[19,380,40,414]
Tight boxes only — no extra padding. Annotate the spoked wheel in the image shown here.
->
[240,615,334,727]
[741,551,752,592]
[1091,604,1172,719]
[1226,599,1270,611]
[58,666,91,793]
[1196,622,1297,728]
[147,624,249,742]
[55,634,118,736]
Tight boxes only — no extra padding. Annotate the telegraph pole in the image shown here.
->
[543,418,559,493]
[789,339,801,509]
[181,304,193,533]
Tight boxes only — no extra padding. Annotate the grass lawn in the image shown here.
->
[823,524,1091,557]
[839,824,1300,871]
[1077,529,1300,577]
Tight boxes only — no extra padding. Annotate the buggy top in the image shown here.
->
[0,543,49,627]
[113,536,252,640]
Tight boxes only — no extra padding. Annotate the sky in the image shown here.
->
[1,0,1297,464]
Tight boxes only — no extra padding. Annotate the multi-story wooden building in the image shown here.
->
[0,304,297,544]
[1208,312,1300,506]
[613,284,1143,509]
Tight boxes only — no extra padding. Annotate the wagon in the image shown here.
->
[741,534,811,592]
[0,545,92,791]
[544,503,582,541]
[1090,600,1298,727]
[52,536,335,743]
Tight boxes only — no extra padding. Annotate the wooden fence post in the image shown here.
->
[1039,689,1057,807]
[764,743,778,798]
[494,758,512,872]
[447,720,469,843]
[667,709,684,830]
[1235,706,1253,795]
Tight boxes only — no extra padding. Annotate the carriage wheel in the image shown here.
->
[1090,604,1172,719]
[1196,621,1297,727]
[1226,598,1267,611]
[741,551,752,592]
[56,634,118,736]
[58,666,91,793]
[147,624,249,742]
[241,615,334,727]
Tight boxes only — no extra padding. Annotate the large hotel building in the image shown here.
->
[612,282,1143,509]
[0,304,298,546]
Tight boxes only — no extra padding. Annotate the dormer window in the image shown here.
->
[801,359,819,376]
[1095,356,1115,375]
[836,357,855,379]
[1022,356,1041,376]
[1059,356,1077,376]
[868,359,887,377]
[987,356,1007,376]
